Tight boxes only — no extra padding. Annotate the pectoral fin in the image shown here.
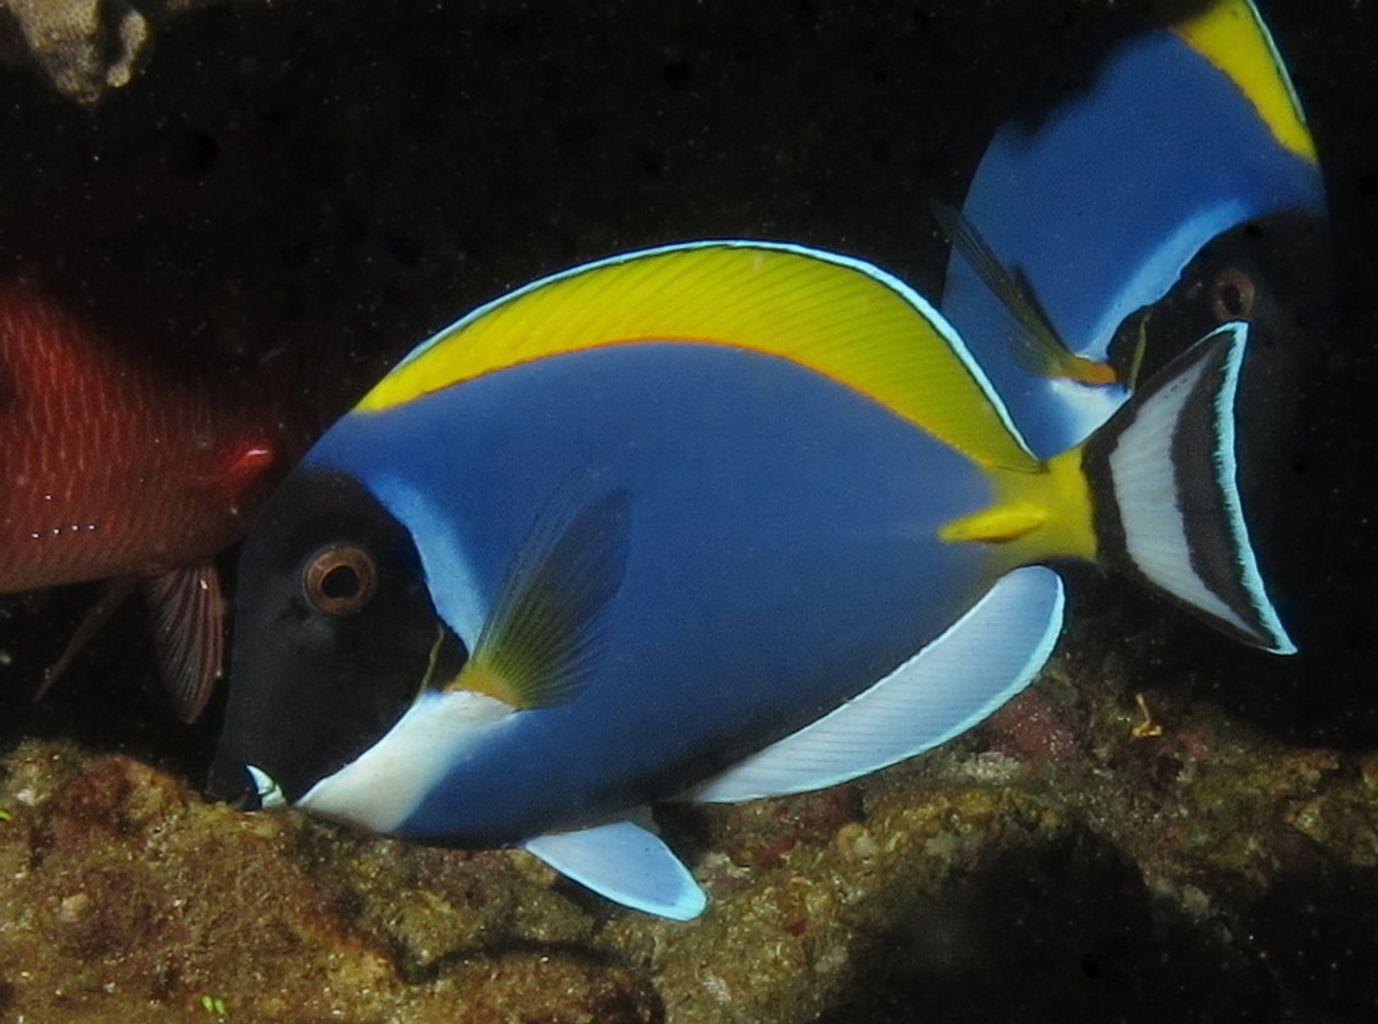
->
[448,488,631,708]
[523,818,706,920]
[932,201,1116,386]
[142,561,225,723]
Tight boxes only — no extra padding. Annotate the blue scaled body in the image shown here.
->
[310,342,994,843]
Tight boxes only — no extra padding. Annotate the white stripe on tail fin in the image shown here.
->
[1082,321,1295,653]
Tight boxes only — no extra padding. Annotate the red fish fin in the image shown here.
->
[142,561,225,723]
[35,576,140,703]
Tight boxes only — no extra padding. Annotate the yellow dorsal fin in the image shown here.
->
[1172,0,1317,164]
[359,242,1037,470]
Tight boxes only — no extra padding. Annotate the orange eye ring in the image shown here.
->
[303,544,378,615]
[1212,267,1257,322]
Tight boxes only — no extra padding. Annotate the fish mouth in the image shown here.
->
[206,752,287,812]
[246,765,287,809]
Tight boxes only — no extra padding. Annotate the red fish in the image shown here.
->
[0,282,297,721]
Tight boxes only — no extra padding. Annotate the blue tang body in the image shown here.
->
[215,240,1295,919]
[940,0,1327,457]
[311,342,992,842]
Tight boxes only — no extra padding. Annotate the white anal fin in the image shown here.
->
[689,566,1065,803]
[523,818,706,921]
[142,560,225,723]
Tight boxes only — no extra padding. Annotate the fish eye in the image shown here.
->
[1211,267,1256,322]
[303,544,378,615]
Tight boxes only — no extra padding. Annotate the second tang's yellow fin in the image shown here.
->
[1172,0,1316,163]
[359,242,1038,471]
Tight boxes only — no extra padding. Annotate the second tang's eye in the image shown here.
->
[303,544,378,615]
[1211,267,1257,322]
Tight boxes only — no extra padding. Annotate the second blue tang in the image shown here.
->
[940,0,1327,459]
[211,242,1294,919]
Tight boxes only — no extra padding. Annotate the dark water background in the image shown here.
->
[0,1,1374,1019]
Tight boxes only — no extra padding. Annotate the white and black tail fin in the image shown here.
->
[1081,321,1296,654]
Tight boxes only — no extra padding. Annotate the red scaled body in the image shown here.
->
[0,282,294,718]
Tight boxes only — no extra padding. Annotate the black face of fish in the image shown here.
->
[1105,211,1331,392]
[208,466,467,808]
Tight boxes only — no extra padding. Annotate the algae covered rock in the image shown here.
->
[4,653,1378,1022]
[0,740,658,1022]
[0,0,242,103]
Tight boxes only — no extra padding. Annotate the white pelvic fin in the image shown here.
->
[1084,321,1295,653]
[689,566,1065,803]
[523,819,707,921]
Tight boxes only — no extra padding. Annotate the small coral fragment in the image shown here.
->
[1131,692,1165,739]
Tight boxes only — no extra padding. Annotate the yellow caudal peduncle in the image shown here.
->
[939,447,1097,568]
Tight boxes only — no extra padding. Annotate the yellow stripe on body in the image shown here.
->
[1173,0,1317,163]
[358,244,1037,471]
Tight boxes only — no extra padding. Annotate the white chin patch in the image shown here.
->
[297,689,513,834]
